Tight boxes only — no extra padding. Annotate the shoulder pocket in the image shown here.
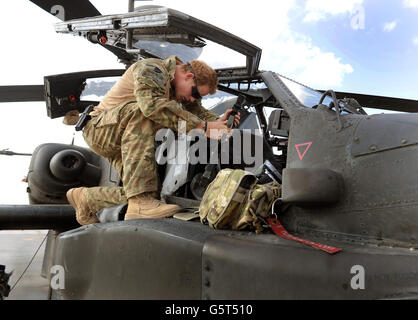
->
[137,64,168,89]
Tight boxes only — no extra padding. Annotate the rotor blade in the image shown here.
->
[319,90,418,113]
[0,149,32,156]
[29,0,101,21]
[0,85,44,103]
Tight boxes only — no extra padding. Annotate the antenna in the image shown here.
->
[128,0,135,12]
[126,1,134,51]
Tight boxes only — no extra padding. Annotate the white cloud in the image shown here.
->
[142,0,354,88]
[383,20,398,32]
[264,33,353,88]
[413,37,418,46]
[404,0,418,8]
[303,0,364,22]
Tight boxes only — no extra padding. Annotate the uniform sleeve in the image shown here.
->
[133,63,203,133]
[183,100,220,122]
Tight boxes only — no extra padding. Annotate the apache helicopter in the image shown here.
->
[0,0,418,300]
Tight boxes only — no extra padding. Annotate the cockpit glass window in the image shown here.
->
[80,76,121,101]
[198,39,246,69]
[133,40,203,62]
[133,38,246,66]
[277,74,333,108]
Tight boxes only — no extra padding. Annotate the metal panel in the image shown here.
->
[202,235,418,300]
[282,168,344,204]
[52,219,219,299]
[49,218,418,300]
[351,113,418,156]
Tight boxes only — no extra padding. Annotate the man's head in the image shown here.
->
[172,60,218,103]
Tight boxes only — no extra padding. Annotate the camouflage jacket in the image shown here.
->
[91,55,219,133]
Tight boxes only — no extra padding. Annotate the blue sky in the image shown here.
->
[288,0,418,99]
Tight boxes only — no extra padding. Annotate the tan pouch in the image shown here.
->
[199,169,257,229]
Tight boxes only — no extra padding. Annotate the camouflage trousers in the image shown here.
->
[81,101,162,214]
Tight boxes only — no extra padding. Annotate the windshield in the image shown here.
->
[132,38,247,68]
[81,76,120,101]
[133,40,204,62]
[277,74,333,108]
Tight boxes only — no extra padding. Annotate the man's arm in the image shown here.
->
[183,100,220,122]
[133,63,202,133]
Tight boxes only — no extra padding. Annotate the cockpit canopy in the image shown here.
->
[54,5,262,77]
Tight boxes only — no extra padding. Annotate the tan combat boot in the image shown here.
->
[124,192,181,220]
[66,187,99,225]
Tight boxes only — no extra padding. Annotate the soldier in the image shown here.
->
[66,55,240,225]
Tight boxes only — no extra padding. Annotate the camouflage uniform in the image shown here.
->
[81,56,219,216]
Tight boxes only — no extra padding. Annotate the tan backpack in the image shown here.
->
[199,169,281,233]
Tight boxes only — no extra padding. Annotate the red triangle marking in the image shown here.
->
[295,142,312,160]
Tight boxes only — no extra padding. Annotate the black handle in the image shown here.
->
[227,95,245,128]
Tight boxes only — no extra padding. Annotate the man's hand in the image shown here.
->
[206,121,230,140]
[219,109,241,128]
[195,109,241,140]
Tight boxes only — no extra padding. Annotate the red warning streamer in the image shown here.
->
[268,217,341,254]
